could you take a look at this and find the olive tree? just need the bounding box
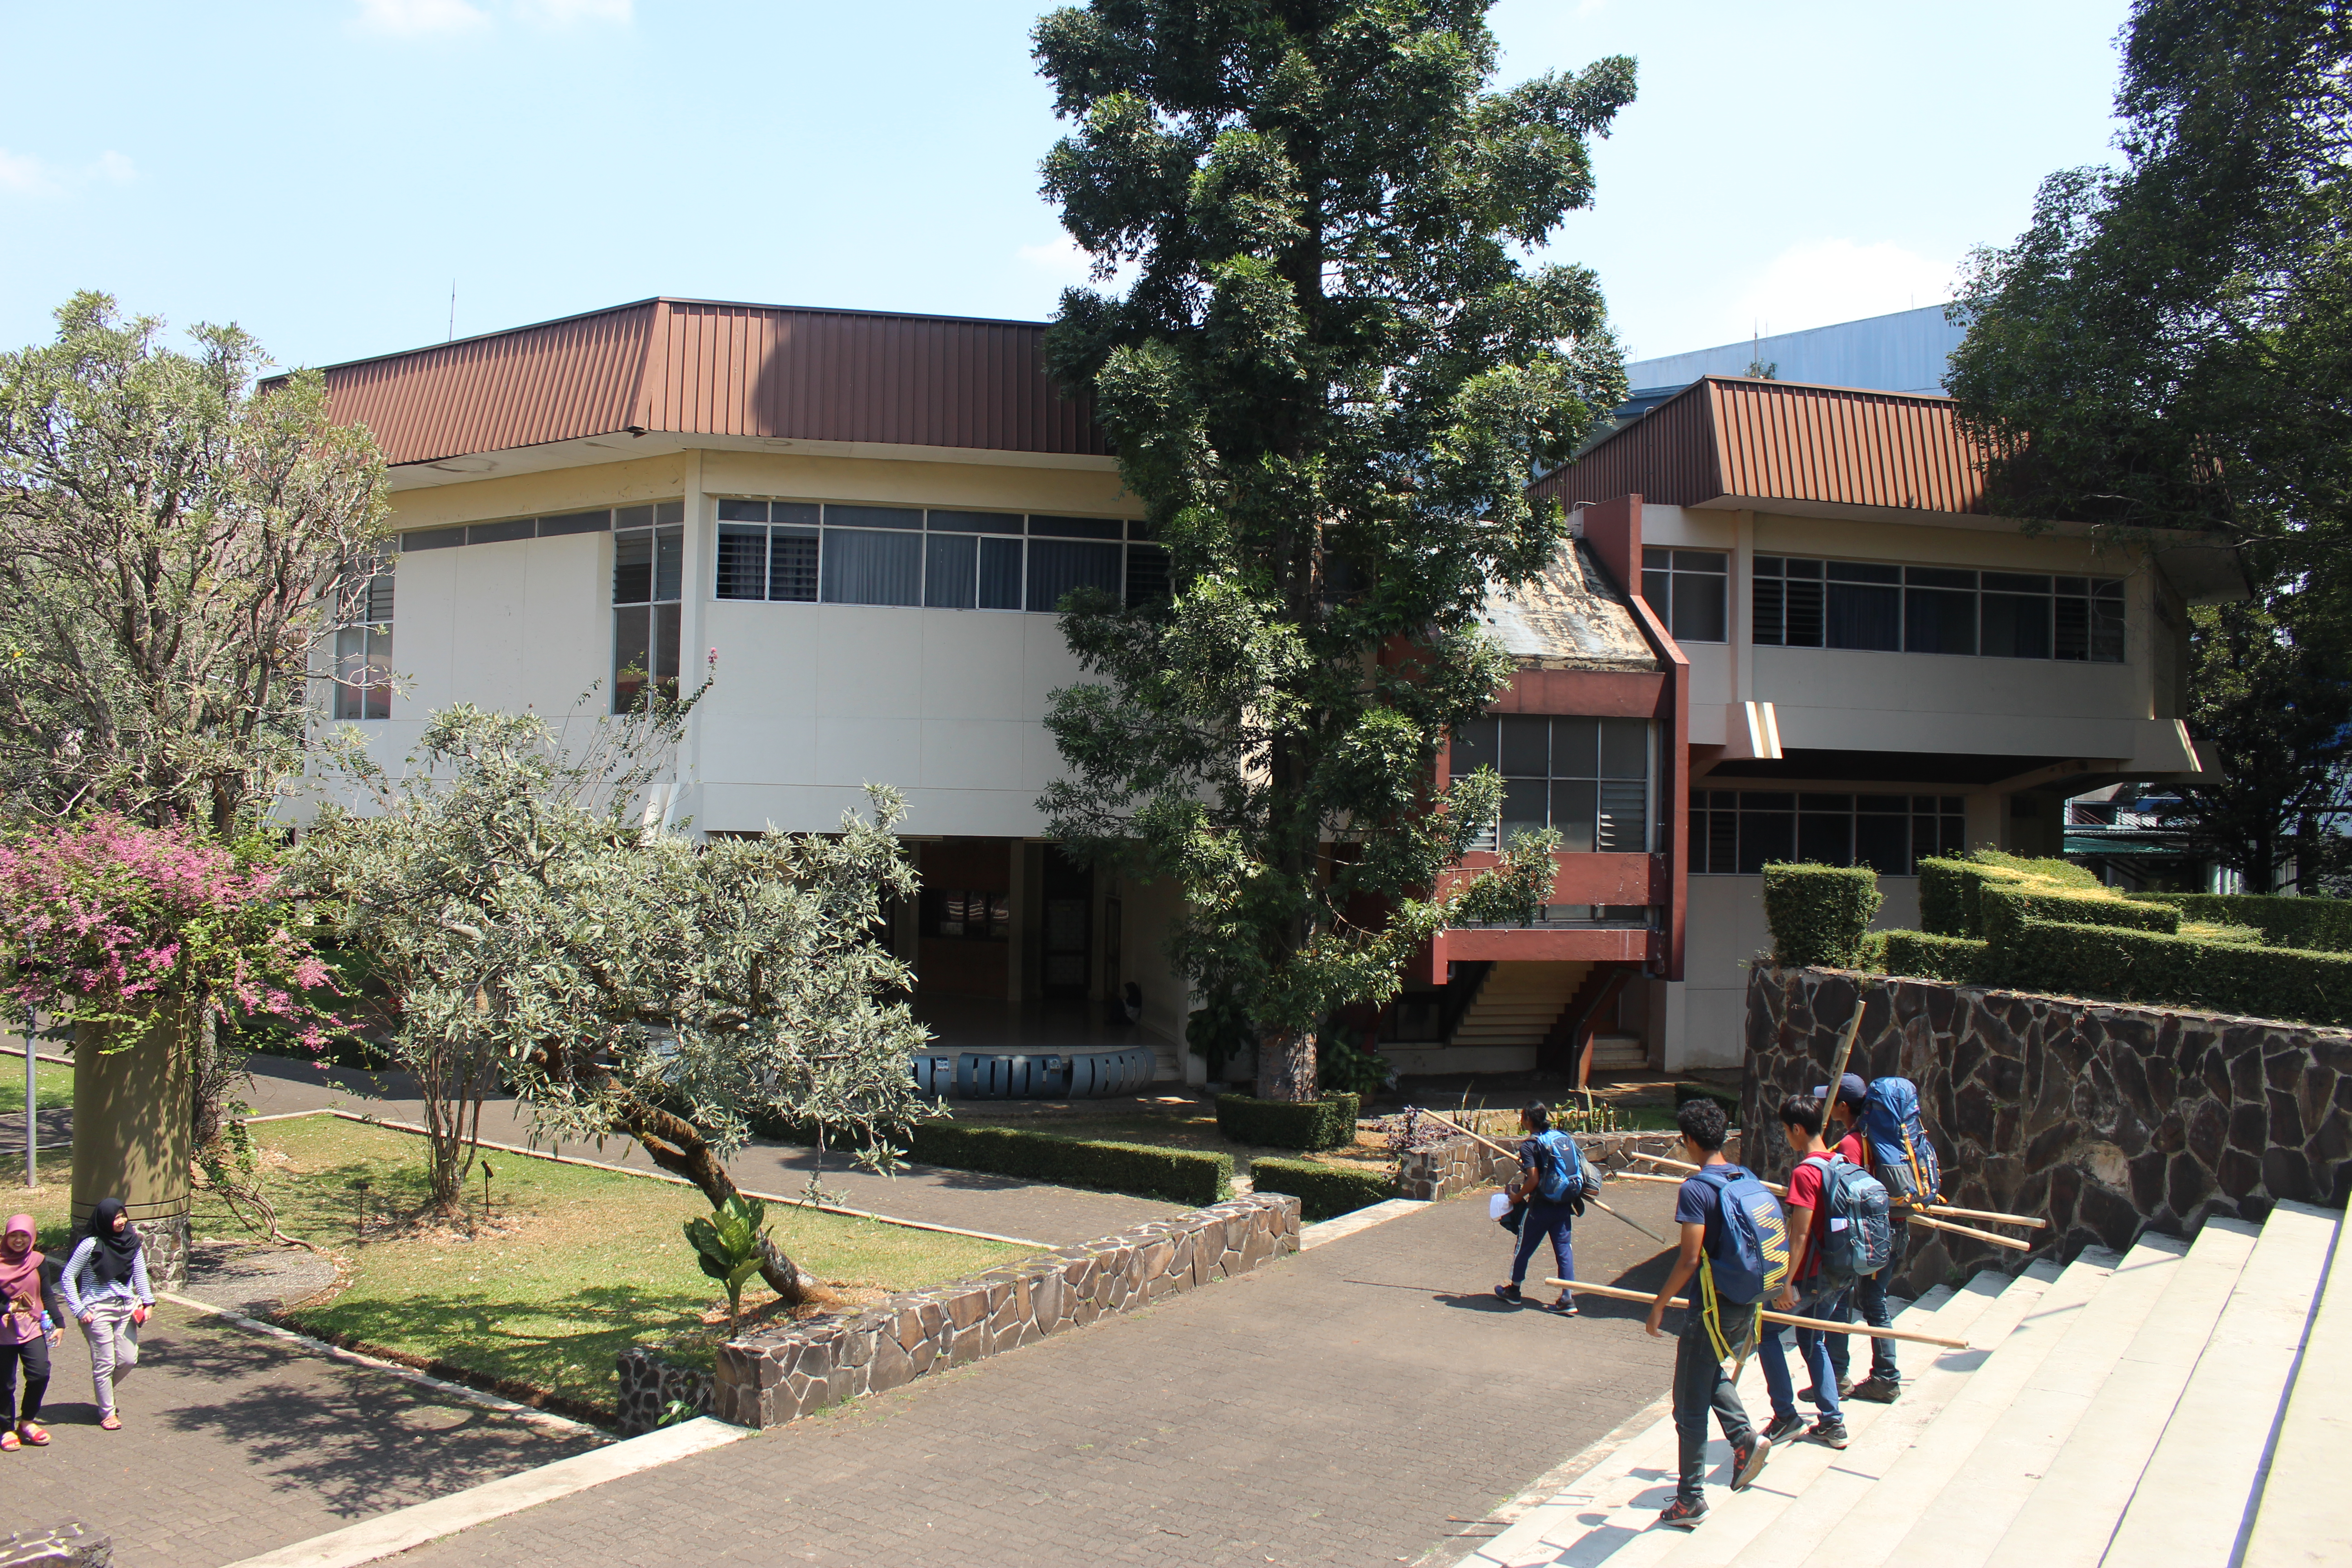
[300,698,932,1300]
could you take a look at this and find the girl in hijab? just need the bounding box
[1,1213,61,1450]
[60,1199,152,1431]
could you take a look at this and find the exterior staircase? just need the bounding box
[1453,1199,2348,1568]
[1442,960,1593,1072]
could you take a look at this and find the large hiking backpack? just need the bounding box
[1803,1152,1893,1285]
[1863,1077,1943,1208]
[1695,1165,1791,1306]
[1530,1131,1603,1212]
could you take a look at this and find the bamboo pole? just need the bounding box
[1419,1110,1668,1244]
[1632,1150,1788,1197]
[1907,1212,2033,1252]
[1923,1204,2049,1230]
[1544,1279,1973,1350]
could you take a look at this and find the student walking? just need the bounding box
[1,1213,61,1450]
[1755,1094,1851,1450]
[60,1199,152,1431]
[1644,1098,1777,1531]
[1495,1102,1582,1316]
[1820,1073,1903,1403]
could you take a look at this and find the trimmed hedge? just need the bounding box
[1879,929,1996,984]
[1249,1157,1394,1221]
[1215,1092,1361,1151]
[2132,892,2352,955]
[1761,862,1882,968]
[1980,886,2180,951]
[2004,919,2352,1028]
[1921,853,2162,940]
[904,1123,1233,1206]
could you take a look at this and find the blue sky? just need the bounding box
[0,0,2132,373]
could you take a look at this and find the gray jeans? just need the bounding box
[81,1300,141,1416]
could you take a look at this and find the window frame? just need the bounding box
[1754,554,2126,664]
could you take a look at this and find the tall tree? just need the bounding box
[299,701,933,1300]
[0,292,391,833]
[1031,1,1633,1099]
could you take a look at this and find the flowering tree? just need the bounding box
[300,700,933,1298]
[0,813,339,1148]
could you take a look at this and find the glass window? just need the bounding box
[1761,556,2121,663]
[1981,589,2052,658]
[715,525,768,600]
[1458,714,1652,853]
[1642,547,1728,642]
[717,499,768,522]
[1499,715,1550,775]
[1904,583,1978,655]
[333,566,394,721]
[925,534,978,609]
[980,536,1024,609]
[928,510,1023,534]
[1027,539,1122,612]
[1029,515,1125,540]
[614,523,682,712]
[770,529,818,602]
[824,505,921,531]
[1125,543,1171,608]
[468,517,534,545]
[539,509,612,538]
[821,529,923,607]
[1692,789,1967,875]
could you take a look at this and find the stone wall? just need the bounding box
[619,1194,1299,1436]
[612,1347,714,1441]
[1746,966,2352,1293]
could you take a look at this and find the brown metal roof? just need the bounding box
[293,298,1108,466]
[1534,377,1996,517]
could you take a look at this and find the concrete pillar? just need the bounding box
[70,1012,191,1288]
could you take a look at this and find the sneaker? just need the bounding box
[1656,1496,1707,1531]
[1548,1297,1579,1316]
[1848,1377,1900,1404]
[1799,1379,1854,1405]
[1762,1411,1807,1445]
[1729,1432,1772,1491]
[1494,1284,1524,1306]
[1806,1419,1850,1450]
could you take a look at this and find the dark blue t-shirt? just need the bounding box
[1674,1163,1749,1254]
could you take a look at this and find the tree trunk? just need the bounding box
[610,1092,813,1304]
[1257,1025,1317,1103]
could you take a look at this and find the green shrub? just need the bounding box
[1761,862,1882,968]
[1980,887,2180,955]
[904,1123,1232,1205]
[1673,1081,1741,1117]
[2004,920,2352,1028]
[1879,930,1996,984]
[1923,852,2164,941]
[2132,892,2352,954]
[2178,919,2267,947]
[1215,1092,1361,1151]
[1248,1157,1393,1220]
[1970,848,2100,887]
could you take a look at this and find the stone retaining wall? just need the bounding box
[1747,965,2352,1293]
[619,1194,1300,1435]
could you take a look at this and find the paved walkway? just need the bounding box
[371,1182,1686,1568]
[4,1301,602,1568]
[237,1055,1184,1246]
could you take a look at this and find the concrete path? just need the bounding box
[236,1055,1185,1247]
[3,1300,602,1568]
[349,1181,1686,1568]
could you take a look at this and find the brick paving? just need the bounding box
[381,1182,1685,1568]
[238,1056,1186,1246]
[3,1301,602,1567]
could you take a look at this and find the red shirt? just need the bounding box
[1833,1129,1867,1170]
[1786,1151,1851,1284]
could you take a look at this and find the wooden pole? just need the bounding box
[1924,1204,2049,1230]
[1632,1150,1787,1197]
[1907,1212,2032,1252]
[1545,1279,1973,1350]
[1823,989,1868,1104]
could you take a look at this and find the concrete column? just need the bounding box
[676,450,710,832]
[1731,509,1755,703]
[70,1012,191,1288]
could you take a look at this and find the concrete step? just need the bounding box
[1717,1261,2065,1568]
[1981,1215,2260,1568]
[2240,1205,2351,1568]
[1791,1248,2126,1568]
[1635,1278,2018,1568]
[2104,1200,2342,1568]
[1458,1276,1999,1568]
[1883,1233,2191,1568]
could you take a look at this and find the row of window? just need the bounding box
[1450,716,1656,854]
[404,500,685,553]
[713,501,1165,613]
[1639,547,2128,663]
[1692,791,1970,876]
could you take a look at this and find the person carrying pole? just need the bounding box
[1643,1098,1783,1531]
[1820,1073,1903,1404]
[1756,1094,1851,1450]
[1494,1102,1583,1316]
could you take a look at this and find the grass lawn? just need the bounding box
[3,1055,73,1112]
[22,1115,1026,1418]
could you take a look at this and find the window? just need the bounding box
[1691,791,1967,875]
[1450,715,1654,854]
[706,500,1150,612]
[926,888,1009,939]
[613,514,683,711]
[333,565,394,720]
[1755,557,2125,662]
[1642,548,1728,642]
[399,502,671,553]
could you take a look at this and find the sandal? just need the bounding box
[98,1414,120,1431]
[0,1429,17,1451]
[17,1422,48,1446]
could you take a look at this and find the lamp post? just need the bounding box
[20,1009,33,1190]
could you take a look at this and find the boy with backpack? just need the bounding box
[1496,1102,1594,1315]
[1820,1073,1927,1404]
[1643,1098,1781,1531]
[1754,1093,1875,1450]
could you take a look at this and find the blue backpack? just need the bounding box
[1862,1077,1942,1208]
[1531,1131,1603,1210]
[1695,1164,1791,1307]
[1803,1153,1893,1285]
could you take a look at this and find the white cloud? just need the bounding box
[1723,239,1959,341]
[0,148,55,196]
[353,0,491,38]
[94,151,136,184]
[513,0,631,22]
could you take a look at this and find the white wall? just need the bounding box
[1670,874,1921,1070]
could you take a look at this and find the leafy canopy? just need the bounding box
[1030,0,1635,1095]
[0,292,390,833]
